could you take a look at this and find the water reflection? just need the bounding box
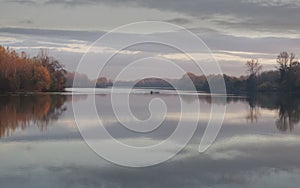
[246,93,300,131]
[0,92,300,140]
[0,94,67,138]
[276,95,300,131]
[182,93,300,131]
[0,90,300,188]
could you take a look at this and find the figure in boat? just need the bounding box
[150,91,160,94]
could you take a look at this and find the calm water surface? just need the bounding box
[0,88,300,188]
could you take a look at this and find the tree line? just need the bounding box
[176,51,300,94]
[107,51,300,94]
[65,72,113,88]
[1,45,300,94]
[0,46,66,92]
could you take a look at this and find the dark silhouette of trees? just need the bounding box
[256,71,280,91]
[245,59,262,92]
[0,46,66,92]
[276,52,300,91]
[277,52,293,81]
[246,59,262,77]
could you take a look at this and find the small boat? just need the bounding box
[150,91,160,94]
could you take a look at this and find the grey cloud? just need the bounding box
[202,34,300,54]
[44,0,99,6]
[36,0,300,37]
[243,0,300,7]
[6,0,300,37]
[18,19,33,25]
[9,0,38,6]
[0,27,103,41]
[164,18,192,25]
[2,26,299,77]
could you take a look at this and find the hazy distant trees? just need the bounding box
[96,77,112,88]
[65,72,93,88]
[63,51,300,93]
[176,72,207,90]
[135,77,173,88]
[0,46,66,92]
[65,72,113,88]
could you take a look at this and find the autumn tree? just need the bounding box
[0,46,66,92]
[34,49,66,91]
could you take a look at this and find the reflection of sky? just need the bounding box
[0,91,300,187]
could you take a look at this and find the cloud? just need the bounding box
[44,0,98,6]
[18,19,33,25]
[243,0,300,7]
[0,27,104,42]
[5,0,300,38]
[9,0,39,5]
[1,26,299,77]
[164,18,192,25]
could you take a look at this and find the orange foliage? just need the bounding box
[0,46,65,92]
[0,95,66,138]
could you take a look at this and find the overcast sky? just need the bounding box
[0,0,300,79]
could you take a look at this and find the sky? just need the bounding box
[0,0,300,80]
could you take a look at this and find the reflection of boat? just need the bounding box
[150,91,160,94]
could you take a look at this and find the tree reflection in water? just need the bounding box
[246,93,300,132]
[181,93,300,132]
[168,93,300,132]
[276,95,300,131]
[246,94,261,123]
[0,94,66,138]
[0,92,299,139]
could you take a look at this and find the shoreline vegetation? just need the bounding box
[0,46,66,92]
[67,52,300,95]
[1,46,300,94]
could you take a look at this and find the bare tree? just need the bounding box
[276,52,294,75]
[245,59,262,77]
[276,52,300,83]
